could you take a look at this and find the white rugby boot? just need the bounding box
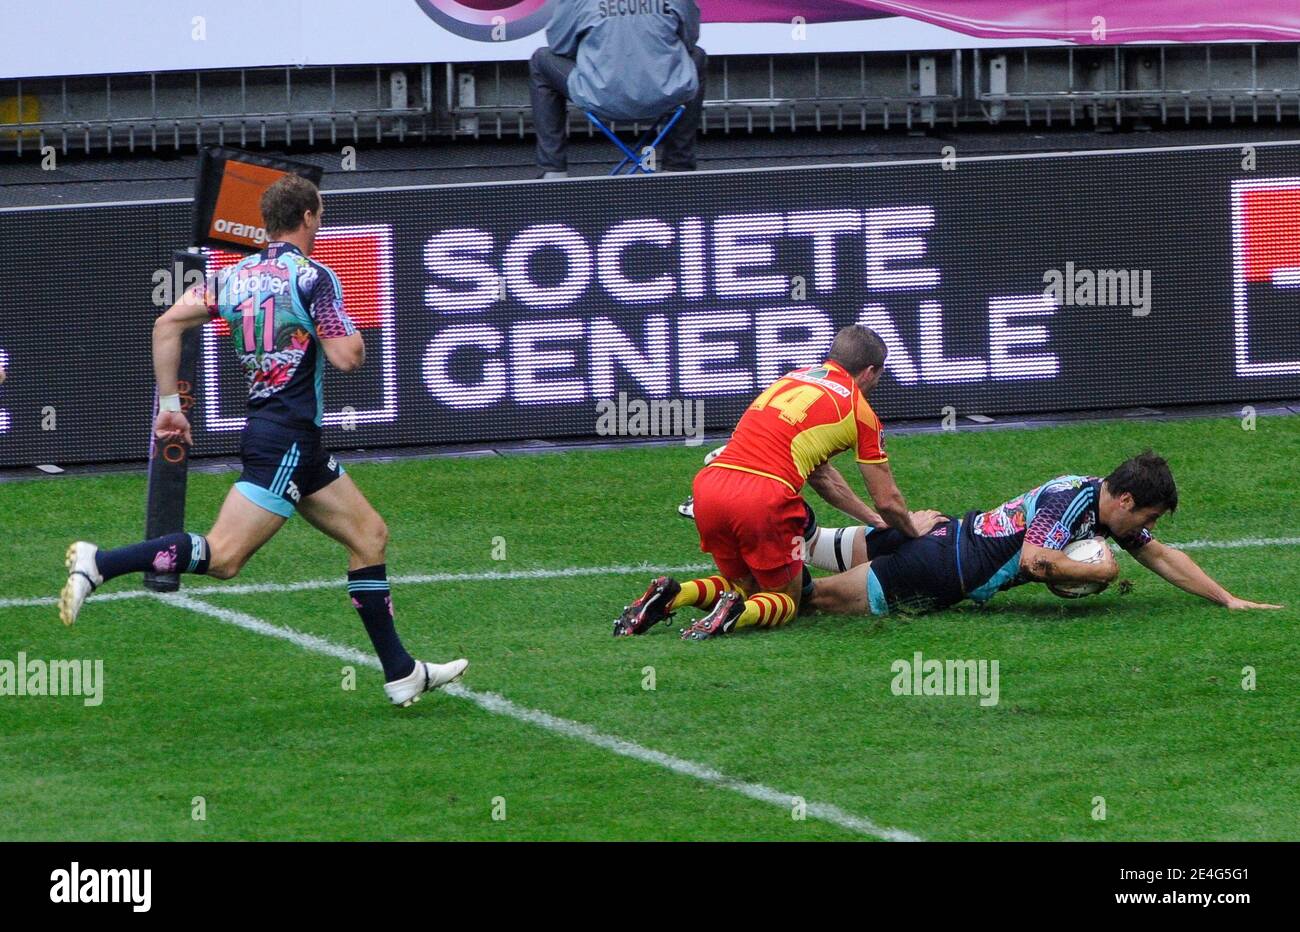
[384,658,468,707]
[59,541,103,626]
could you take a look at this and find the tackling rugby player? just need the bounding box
[59,175,468,707]
[614,324,946,640]
[807,452,1281,615]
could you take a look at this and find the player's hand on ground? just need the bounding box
[1224,597,1283,610]
[910,510,949,535]
[154,411,192,445]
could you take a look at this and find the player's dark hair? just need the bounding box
[261,174,321,237]
[828,325,888,375]
[1105,451,1179,513]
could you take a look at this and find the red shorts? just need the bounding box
[692,465,806,589]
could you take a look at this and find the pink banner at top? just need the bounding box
[700,1,1300,43]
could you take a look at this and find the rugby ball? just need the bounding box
[1047,538,1111,599]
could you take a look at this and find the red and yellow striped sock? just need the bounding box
[670,575,734,611]
[733,592,798,631]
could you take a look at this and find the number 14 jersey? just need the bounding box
[709,360,887,494]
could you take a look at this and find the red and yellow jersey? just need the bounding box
[710,361,886,493]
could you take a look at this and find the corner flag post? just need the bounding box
[142,248,204,593]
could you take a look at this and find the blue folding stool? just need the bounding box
[583,104,687,176]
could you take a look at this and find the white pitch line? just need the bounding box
[159,591,916,841]
[1169,536,1300,551]
[5,536,1300,610]
[0,588,165,610]
[0,561,713,609]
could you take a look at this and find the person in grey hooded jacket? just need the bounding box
[529,0,707,177]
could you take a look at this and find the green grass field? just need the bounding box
[1,415,1297,841]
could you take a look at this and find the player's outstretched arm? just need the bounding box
[151,286,212,444]
[1133,540,1282,609]
[807,462,885,527]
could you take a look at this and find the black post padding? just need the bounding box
[142,249,205,592]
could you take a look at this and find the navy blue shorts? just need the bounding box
[864,518,965,616]
[235,418,344,517]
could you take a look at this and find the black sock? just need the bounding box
[347,564,415,682]
[95,532,210,583]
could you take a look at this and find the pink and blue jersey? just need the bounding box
[205,241,355,429]
[959,475,1153,603]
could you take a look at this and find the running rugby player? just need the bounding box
[614,324,946,640]
[808,452,1281,616]
[59,175,467,707]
